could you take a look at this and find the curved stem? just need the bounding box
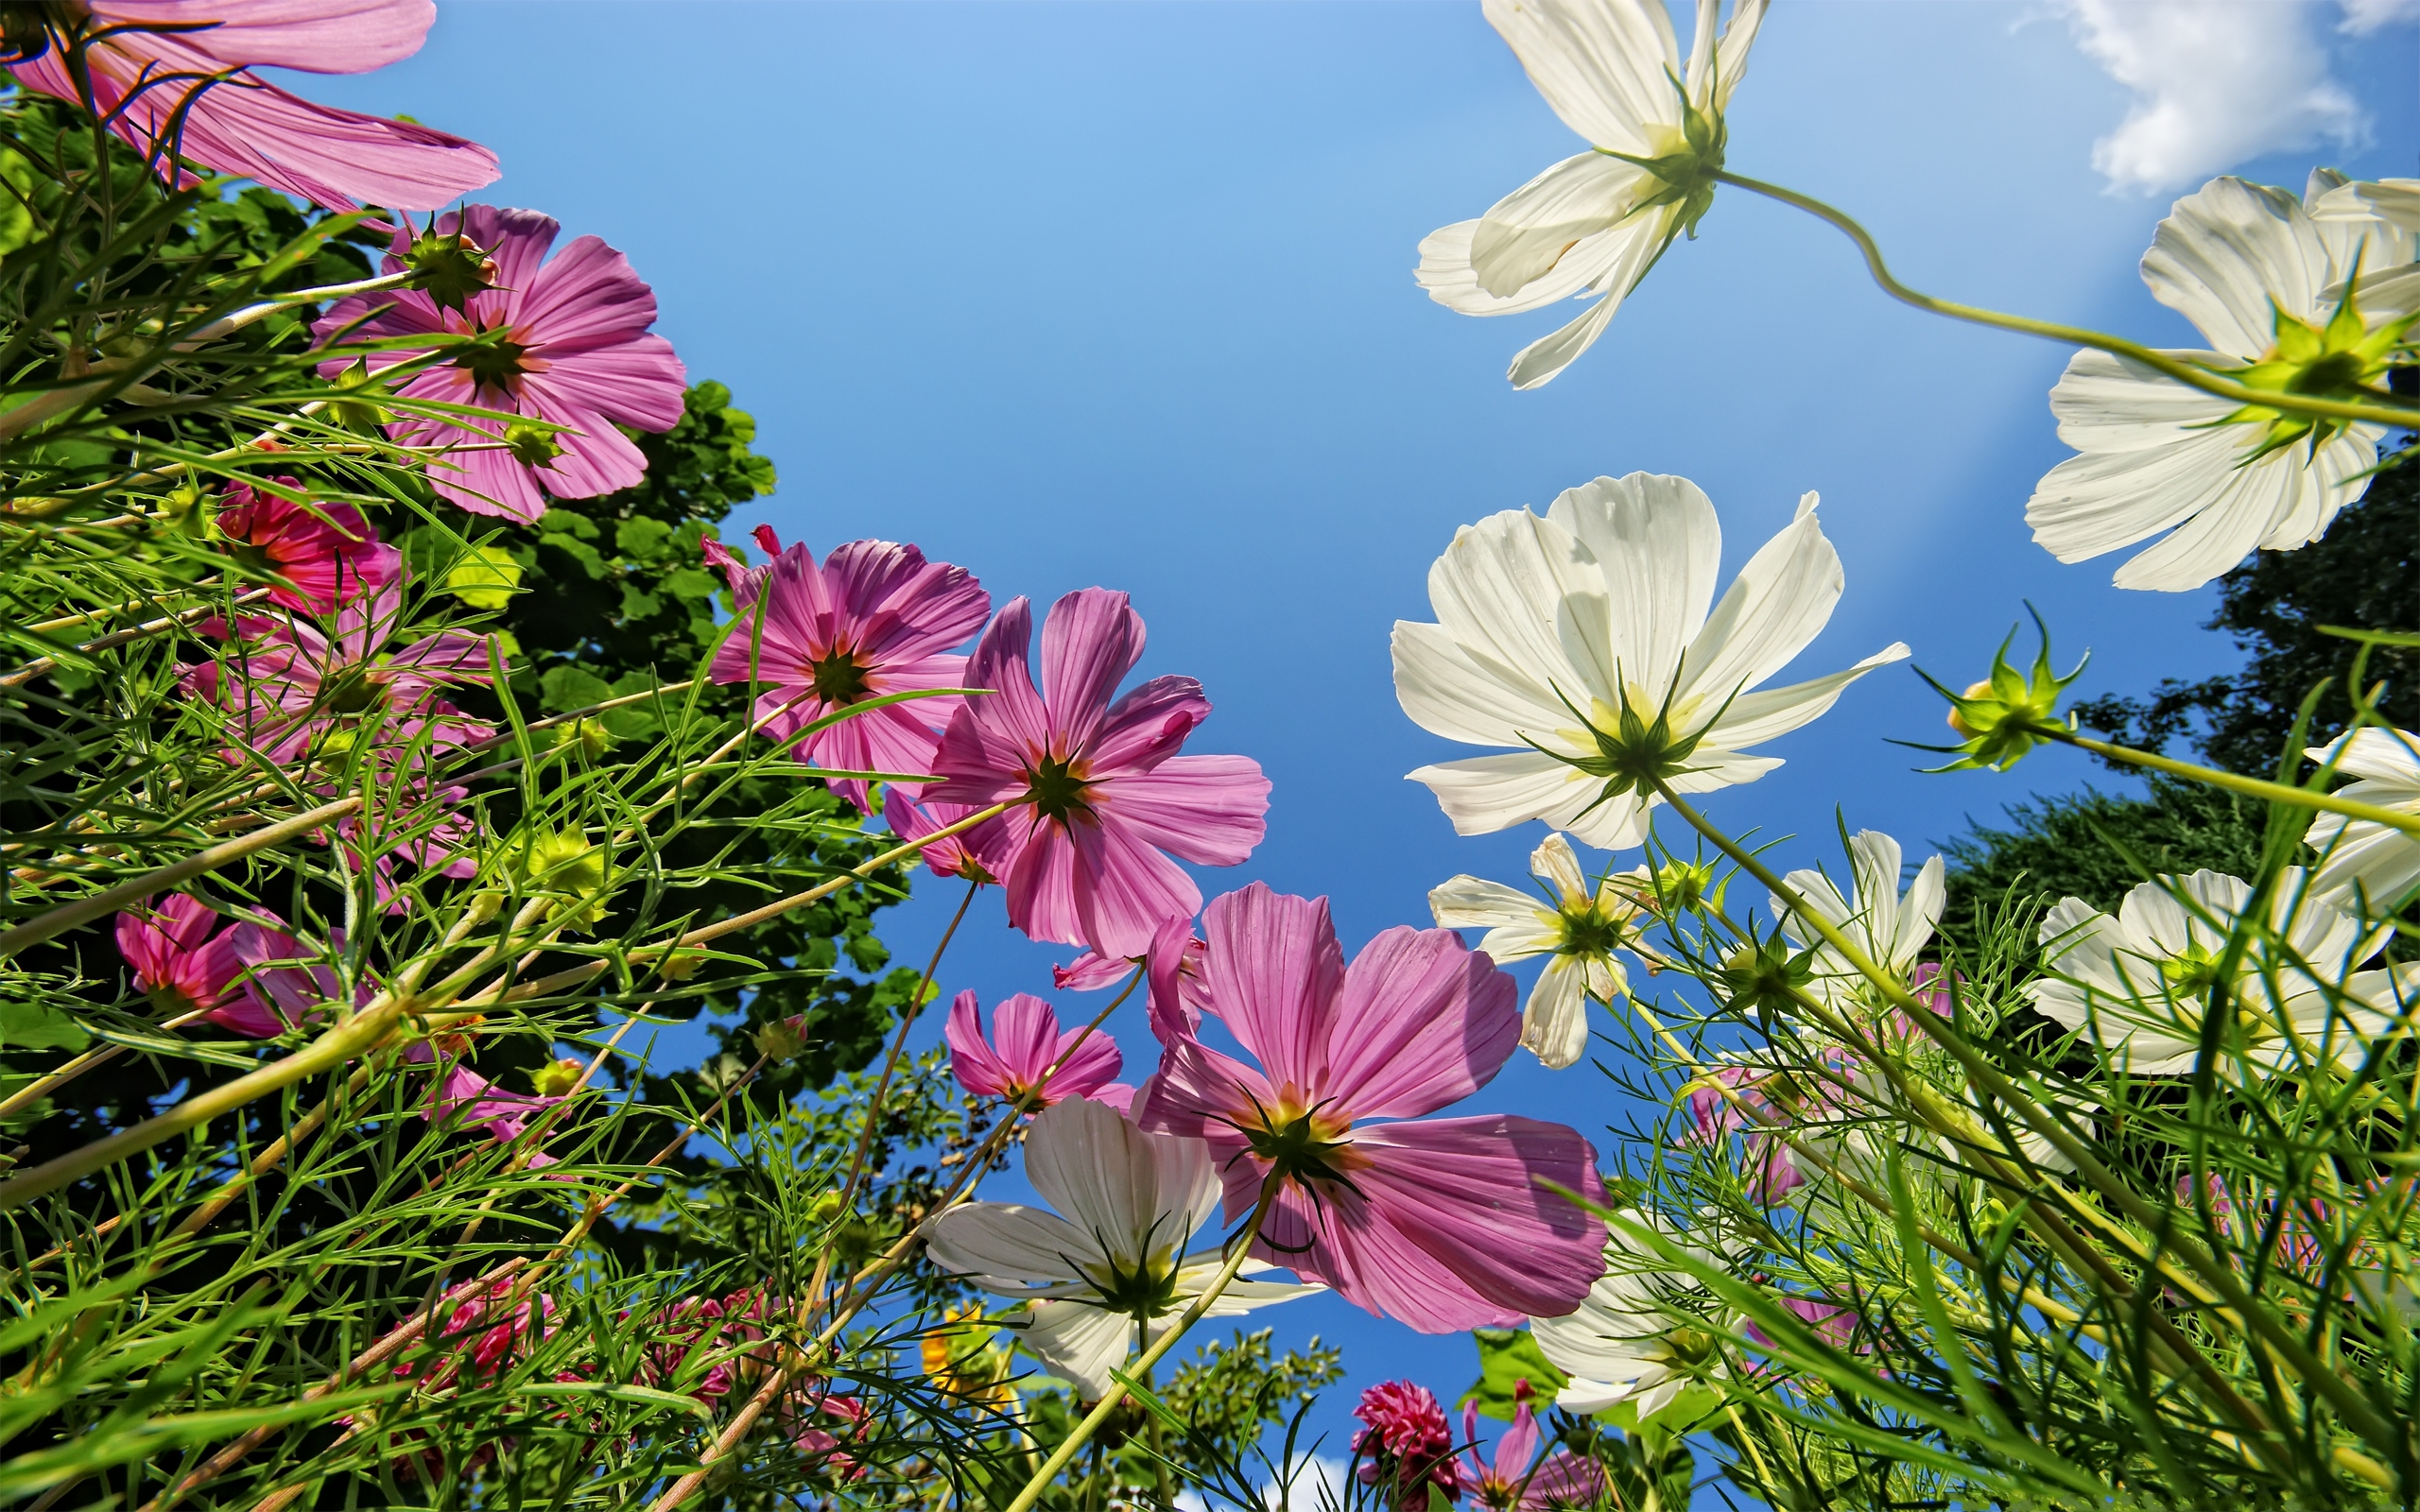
[1714,169,2420,431]
[2043,726,2420,835]
[998,1172,1286,1512]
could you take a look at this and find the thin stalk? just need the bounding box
[1648,776,2401,1469]
[0,794,361,961]
[0,586,271,689]
[996,1172,1286,1512]
[2044,726,2420,835]
[1713,170,2420,431]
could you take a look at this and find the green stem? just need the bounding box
[2044,726,2420,836]
[1713,169,2420,432]
[1648,776,2406,1469]
[998,1173,1285,1512]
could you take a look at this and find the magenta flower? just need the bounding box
[1684,1065,1808,1205]
[314,206,686,523]
[707,529,990,816]
[116,895,246,1019]
[228,923,369,1037]
[1135,883,1604,1332]
[883,789,1013,885]
[1352,1381,1462,1509]
[216,476,398,612]
[426,1065,563,1169]
[926,589,1270,958]
[5,1,498,213]
[1461,1384,1604,1512]
[942,990,1128,1112]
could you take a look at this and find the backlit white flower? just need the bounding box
[1416,0,1768,389]
[1770,830,1945,1012]
[2313,177,2420,234]
[1530,1216,1730,1420]
[2026,172,2417,593]
[1393,472,1909,852]
[2030,868,2417,1076]
[2304,727,2420,908]
[923,1098,1320,1398]
[1430,832,1648,1070]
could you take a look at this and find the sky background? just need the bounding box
[312,1,2418,1497]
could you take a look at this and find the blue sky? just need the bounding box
[313,0,2417,1490]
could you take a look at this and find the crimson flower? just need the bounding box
[315,205,686,523]
[215,475,396,612]
[1353,1381,1463,1509]
[926,589,1269,958]
[707,528,990,816]
[4,0,497,213]
[1136,883,1604,1332]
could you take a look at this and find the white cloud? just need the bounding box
[1177,1454,1353,1512]
[2340,0,2420,32]
[2058,1,2366,193]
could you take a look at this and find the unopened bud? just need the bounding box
[406,229,499,313]
[324,358,391,431]
[504,422,564,468]
[752,1013,809,1062]
[548,716,614,761]
[530,1057,584,1098]
[1921,610,2089,774]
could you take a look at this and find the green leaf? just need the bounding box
[1461,1327,1565,1422]
[541,664,615,715]
[443,543,522,608]
[0,1001,89,1052]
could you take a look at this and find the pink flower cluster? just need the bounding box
[1353,1381,1463,1510]
[115,893,361,1039]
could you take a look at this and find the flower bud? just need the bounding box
[406,228,499,314]
[529,1057,584,1098]
[752,1014,809,1062]
[324,358,391,431]
[1919,610,2088,773]
[504,422,564,468]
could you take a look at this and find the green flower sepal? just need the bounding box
[2203,264,2420,463]
[1596,69,1728,244]
[1903,609,2087,773]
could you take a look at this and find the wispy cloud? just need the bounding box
[2058,1,2371,193]
[1177,1455,1353,1512]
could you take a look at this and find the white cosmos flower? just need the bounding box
[923,1098,1320,1399]
[2029,868,2419,1077]
[1416,0,1768,389]
[1429,832,1648,1070]
[1770,829,1945,1012]
[1530,1216,1730,1420]
[1393,472,1910,852]
[2025,171,2418,593]
[2304,727,2420,909]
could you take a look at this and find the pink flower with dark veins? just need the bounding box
[1136,882,1605,1332]
[1461,1383,1604,1511]
[4,1,498,213]
[942,990,1129,1113]
[706,529,990,816]
[215,476,398,612]
[116,894,247,1020]
[925,589,1270,958]
[883,788,1013,885]
[314,205,686,522]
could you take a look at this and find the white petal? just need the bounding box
[1700,643,1910,752]
[1709,0,1769,110]
[1024,1098,1217,1271]
[1480,0,1682,152]
[1409,750,1602,837]
[1899,854,1946,966]
[1424,507,1614,717]
[2308,728,2420,785]
[925,1202,1099,1286]
[2311,177,2420,234]
[1392,619,1572,749]
[1530,832,1591,902]
[1417,217,1630,316]
[1546,472,1723,699]
[1429,873,1548,934]
[1504,217,1670,389]
[1471,152,1654,299]
[1017,1300,1133,1400]
[1523,955,1594,1069]
[2143,177,2332,357]
[1671,504,1843,715]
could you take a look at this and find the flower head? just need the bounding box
[425,1064,564,1169]
[885,788,1014,884]
[314,206,687,523]
[1136,882,1605,1332]
[1769,829,1945,1014]
[1394,474,1907,850]
[2026,172,2417,592]
[114,895,341,1039]
[1923,613,2089,773]
[214,477,398,612]
[1417,0,1769,387]
[1429,832,1647,1069]
[1353,1380,1463,1509]
[1531,1217,1732,1420]
[2303,727,2420,909]
[923,1097,1319,1399]
[707,531,990,816]
[1460,1383,1604,1512]
[942,990,1129,1113]
[4,1,498,213]
[926,589,1270,958]
[2031,868,2418,1075]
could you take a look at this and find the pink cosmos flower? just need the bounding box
[707,529,990,816]
[426,1065,563,1168]
[1353,1381,1462,1509]
[1461,1383,1604,1512]
[942,990,1130,1112]
[883,788,1013,884]
[186,577,492,765]
[4,1,497,213]
[1746,1294,1862,1354]
[925,589,1270,959]
[114,895,341,1038]
[216,476,398,612]
[1135,883,1604,1332]
[314,205,686,523]
[1685,1065,1807,1205]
